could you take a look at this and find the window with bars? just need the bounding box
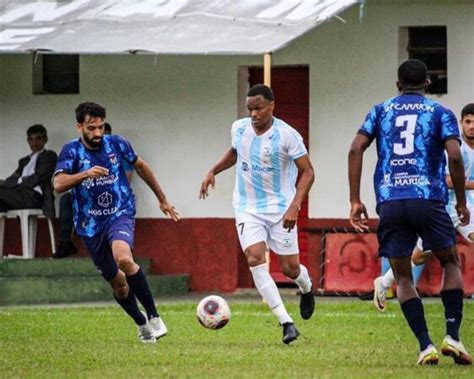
[406,26,447,95]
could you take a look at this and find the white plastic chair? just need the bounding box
[0,209,56,259]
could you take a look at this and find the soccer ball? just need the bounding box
[196,295,231,330]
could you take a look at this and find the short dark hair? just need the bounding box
[104,122,112,134]
[27,124,47,138]
[247,84,274,101]
[461,103,474,119]
[75,101,106,123]
[398,59,428,87]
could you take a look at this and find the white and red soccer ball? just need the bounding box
[196,295,231,330]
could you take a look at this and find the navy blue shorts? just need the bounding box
[376,199,456,258]
[82,215,135,281]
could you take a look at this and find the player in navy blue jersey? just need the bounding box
[348,60,471,365]
[54,101,180,343]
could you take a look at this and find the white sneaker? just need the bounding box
[441,335,472,365]
[373,276,387,312]
[149,316,168,339]
[417,344,439,365]
[137,311,156,343]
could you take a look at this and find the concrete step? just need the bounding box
[0,258,151,277]
[0,274,189,305]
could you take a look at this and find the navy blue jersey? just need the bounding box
[358,93,460,204]
[55,135,138,237]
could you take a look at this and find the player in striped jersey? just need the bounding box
[199,84,315,344]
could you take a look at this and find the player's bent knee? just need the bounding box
[281,264,299,279]
[247,255,266,268]
[117,257,137,273]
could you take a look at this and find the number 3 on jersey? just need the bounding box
[394,115,418,156]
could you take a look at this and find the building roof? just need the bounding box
[0,0,358,55]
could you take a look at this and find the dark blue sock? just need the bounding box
[441,288,463,341]
[114,290,146,325]
[400,297,432,351]
[127,268,159,319]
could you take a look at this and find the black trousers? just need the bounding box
[58,192,74,242]
[0,186,42,212]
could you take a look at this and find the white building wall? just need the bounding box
[0,0,472,219]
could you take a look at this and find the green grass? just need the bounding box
[1,299,473,378]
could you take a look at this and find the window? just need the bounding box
[33,54,79,94]
[406,26,447,95]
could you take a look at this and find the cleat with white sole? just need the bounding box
[149,316,168,340]
[441,335,472,365]
[137,311,156,344]
[417,345,439,365]
[373,276,387,312]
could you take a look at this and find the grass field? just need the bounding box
[1,297,473,378]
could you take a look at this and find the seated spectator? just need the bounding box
[53,122,133,258]
[0,124,57,217]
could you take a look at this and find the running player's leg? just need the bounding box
[268,220,314,320]
[433,246,472,365]
[377,200,437,364]
[82,233,153,342]
[374,240,425,312]
[390,256,437,364]
[109,216,167,339]
[109,217,159,317]
[237,215,296,343]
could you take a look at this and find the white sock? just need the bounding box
[293,264,312,294]
[381,269,395,289]
[250,263,293,324]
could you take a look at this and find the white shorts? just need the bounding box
[235,212,299,255]
[448,204,474,242]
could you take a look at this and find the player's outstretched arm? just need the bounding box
[348,134,371,232]
[445,139,470,226]
[282,155,314,231]
[199,148,237,199]
[134,156,180,221]
[53,166,109,193]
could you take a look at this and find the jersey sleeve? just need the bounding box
[286,129,308,160]
[113,135,138,165]
[54,144,76,176]
[439,108,461,143]
[122,159,134,173]
[358,105,378,141]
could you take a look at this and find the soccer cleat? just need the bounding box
[281,322,300,344]
[299,287,315,320]
[137,312,156,343]
[373,276,387,312]
[417,345,439,365]
[441,335,472,365]
[149,316,168,340]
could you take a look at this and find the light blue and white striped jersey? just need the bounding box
[446,139,474,220]
[231,117,307,215]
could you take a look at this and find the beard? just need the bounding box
[83,133,103,148]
